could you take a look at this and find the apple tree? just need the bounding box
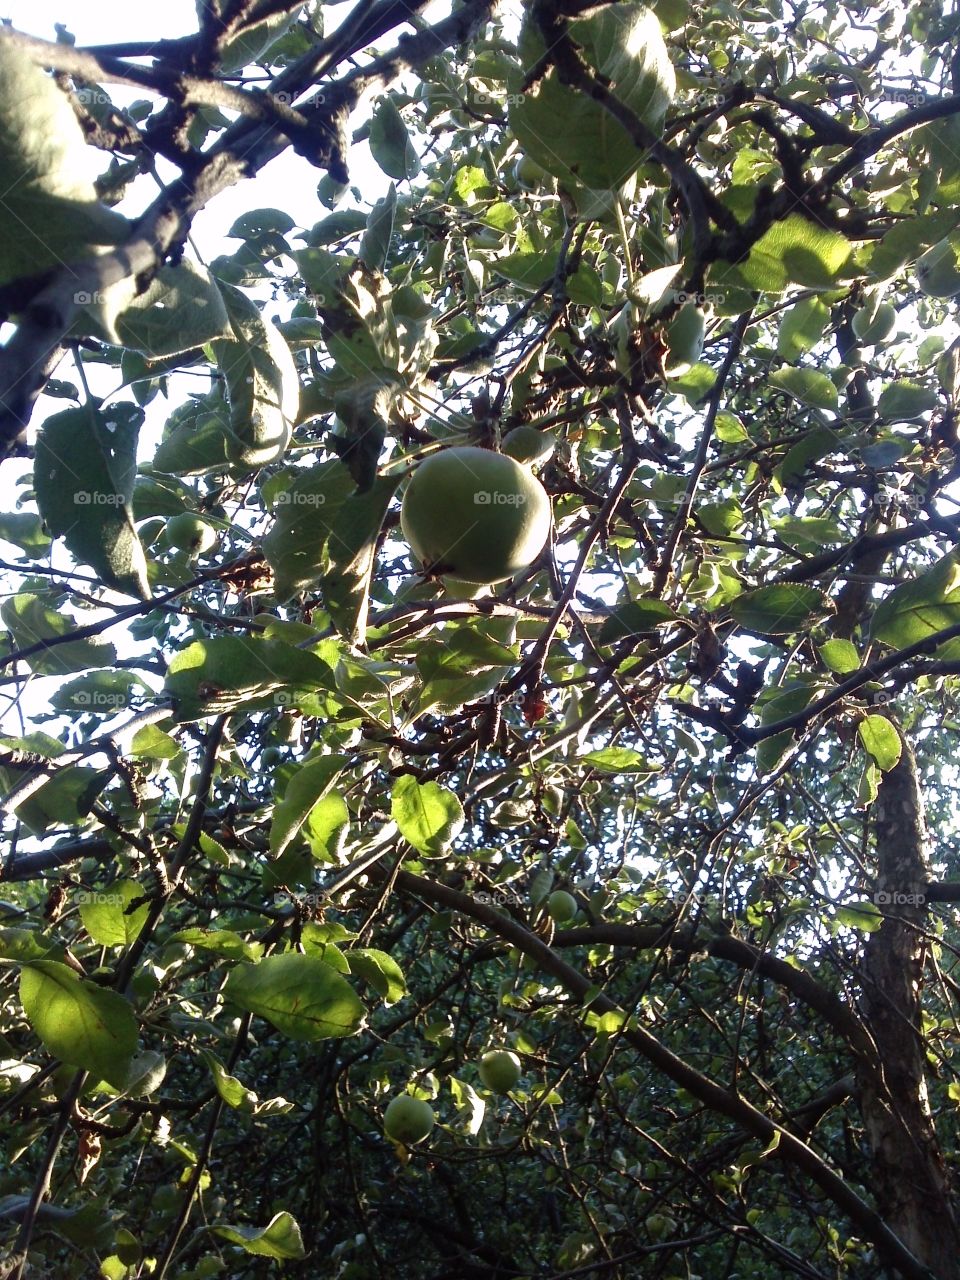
[2,0,960,1276]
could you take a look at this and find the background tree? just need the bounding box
[2,0,960,1277]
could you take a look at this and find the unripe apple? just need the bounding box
[478,1048,522,1093]
[383,1093,435,1145]
[546,889,577,922]
[852,299,896,345]
[512,155,556,192]
[400,446,551,584]
[165,513,218,556]
[502,424,556,466]
[916,238,960,298]
[663,304,706,377]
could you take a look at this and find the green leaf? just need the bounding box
[0,927,63,964]
[129,723,182,760]
[730,214,853,292]
[203,1051,258,1112]
[34,404,150,598]
[270,754,347,858]
[777,426,841,487]
[714,411,749,443]
[870,551,960,648]
[415,625,518,714]
[229,208,296,239]
[392,775,465,855]
[876,381,938,423]
[819,639,860,674]
[768,367,838,412]
[347,948,407,1006]
[582,748,658,774]
[19,961,137,1087]
[754,682,815,775]
[509,4,674,191]
[776,296,829,360]
[88,259,231,357]
[172,929,262,962]
[730,585,830,635]
[214,1212,306,1261]
[0,594,115,675]
[858,715,902,771]
[303,792,350,863]
[78,880,150,947]
[834,900,883,932]
[599,598,678,643]
[164,636,335,720]
[369,96,420,181]
[0,511,52,558]
[360,184,397,273]
[224,952,365,1041]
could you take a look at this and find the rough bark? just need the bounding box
[857,727,960,1277]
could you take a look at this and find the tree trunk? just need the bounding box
[857,728,960,1277]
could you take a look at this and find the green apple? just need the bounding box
[400,446,551,584]
[501,424,556,466]
[916,238,960,298]
[383,1094,435,1145]
[546,889,577,922]
[478,1048,522,1093]
[512,155,556,192]
[852,299,896,345]
[663,304,706,377]
[165,513,218,556]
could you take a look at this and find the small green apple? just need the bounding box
[916,238,960,298]
[478,1048,522,1093]
[165,513,218,556]
[547,889,577,923]
[383,1093,435,1145]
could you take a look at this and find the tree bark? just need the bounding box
[857,727,960,1277]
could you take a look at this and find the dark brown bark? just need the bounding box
[857,727,960,1277]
